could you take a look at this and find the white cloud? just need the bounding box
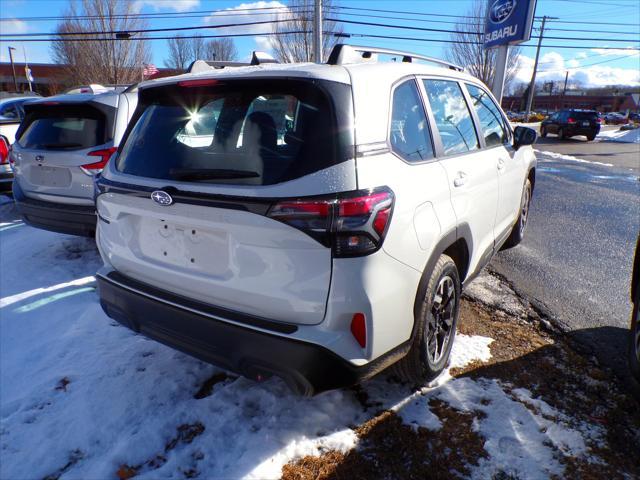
[133,0,200,13]
[0,18,28,34]
[590,47,640,57]
[514,51,640,88]
[202,1,289,55]
[203,1,289,36]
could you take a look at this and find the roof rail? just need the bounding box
[326,44,463,71]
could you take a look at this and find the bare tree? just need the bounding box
[446,0,521,91]
[269,0,342,63]
[205,38,238,61]
[165,35,192,70]
[51,0,151,85]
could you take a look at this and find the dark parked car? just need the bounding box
[630,236,640,400]
[540,109,601,141]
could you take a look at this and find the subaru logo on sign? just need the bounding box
[151,190,173,206]
[489,0,516,24]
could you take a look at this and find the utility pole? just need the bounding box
[524,16,556,121]
[313,0,323,63]
[23,45,32,92]
[561,70,568,110]
[8,46,18,92]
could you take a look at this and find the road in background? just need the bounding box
[491,136,639,373]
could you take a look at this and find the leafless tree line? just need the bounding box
[165,37,238,70]
[51,0,150,85]
[269,0,342,63]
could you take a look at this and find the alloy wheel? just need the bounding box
[519,185,531,236]
[427,275,457,364]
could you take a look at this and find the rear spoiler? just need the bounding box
[188,51,279,73]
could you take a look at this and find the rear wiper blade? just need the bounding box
[169,168,260,180]
[39,143,83,149]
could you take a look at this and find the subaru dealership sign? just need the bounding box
[484,0,537,48]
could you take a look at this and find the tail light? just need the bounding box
[597,117,603,123]
[0,137,8,165]
[80,147,117,175]
[567,117,576,124]
[268,187,394,257]
[351,313,367,348]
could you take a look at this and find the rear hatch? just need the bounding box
[14,100,117,204]
[98,77,359,325]
[570,111,599,129]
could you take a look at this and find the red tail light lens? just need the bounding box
[597,117,603,123]
[351,313,367,348]
[81,147,117,175]
[268,188,394,257]
[567,117,576,124]
[0,137,9,165]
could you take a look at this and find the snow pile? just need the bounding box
[534,149,614,167]
[0,226,361,480]
[596,127,640,144]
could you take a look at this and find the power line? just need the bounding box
[0,18,294,38]
[326,17,640,44]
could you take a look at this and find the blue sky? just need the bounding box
[1,0,639,88]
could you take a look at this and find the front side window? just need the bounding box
[423,79,479,156]
[466,84,509,147]
[389,80,434,162]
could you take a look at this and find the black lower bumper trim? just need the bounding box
[97,272,405,395]
[13,180,96,237]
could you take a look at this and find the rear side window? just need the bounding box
[423,79,479,156]
[18,105,109,150]
[117,79,347,186]
[389,80,434,162]
[465,84,509,147]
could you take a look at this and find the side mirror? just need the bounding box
[513,126,536,150]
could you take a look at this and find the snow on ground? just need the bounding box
[534,149,614,167]
[596,127,640,144]
[0,224,598,479]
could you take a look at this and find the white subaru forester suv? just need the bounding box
[95,45,537,395]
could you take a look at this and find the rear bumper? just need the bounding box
[13,180,96,237]
[566,126,599,137]
[97,271,390,395]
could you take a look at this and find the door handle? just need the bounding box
[453,171,467,187]
[497,158,506,171]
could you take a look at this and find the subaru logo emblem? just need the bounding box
[36,155,45,163]
[489,0,516,24]
[151,190,173,206]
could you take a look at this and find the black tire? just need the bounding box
[501,178,532,250]
[558,127,566,140]
[540,126,547,138]
[587,134,596,141]
[395,254,461,384]
[629,294,640,401]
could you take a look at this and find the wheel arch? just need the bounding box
[410,226,472,340]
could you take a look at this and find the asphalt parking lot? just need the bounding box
[491,127,639,376]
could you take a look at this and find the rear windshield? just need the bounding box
[570,111,598,120]
[18,105,110,150]
[116,79,348,186]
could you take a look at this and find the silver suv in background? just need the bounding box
[12,86,137,236]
